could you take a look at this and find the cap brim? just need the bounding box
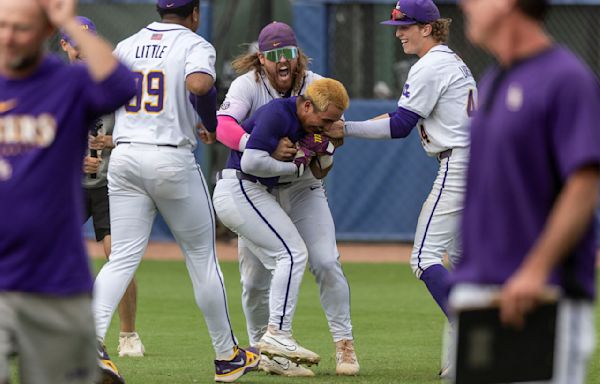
[380,19,418,26]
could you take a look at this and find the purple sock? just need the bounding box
[420,264,450,318]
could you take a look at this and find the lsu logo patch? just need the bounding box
[402,84,411,98]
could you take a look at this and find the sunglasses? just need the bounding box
[390,8,420,23]
[263,47,299,62]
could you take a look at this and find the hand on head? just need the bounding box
[38,0,76,29]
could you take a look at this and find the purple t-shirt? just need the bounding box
[451,47,600,299]
[226,97,305,187]
[0,55,135,295]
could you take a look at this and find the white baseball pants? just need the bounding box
[236,177,353,345]
[411,147,469,277]
[213,171,308,334]
[93,143,237,357]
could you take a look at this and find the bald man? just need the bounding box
[0,0,135,383]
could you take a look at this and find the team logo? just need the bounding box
[506,83,523,112]
[402,83,411,98]
[221,101,230,110]
[0,99,17,114]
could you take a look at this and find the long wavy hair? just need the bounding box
[231,48,311,94]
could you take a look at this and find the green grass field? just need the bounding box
[11,259,600,383]
[91,259,600,384]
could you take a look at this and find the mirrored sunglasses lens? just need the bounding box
[265,48,298,62]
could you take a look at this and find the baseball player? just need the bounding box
[216,22,359,376]
[325,0,475,324]
[60,16,145,359]
[213,78,349,373]
[0,0,136,383]
[91,1,259,382]
[448,0,600,383]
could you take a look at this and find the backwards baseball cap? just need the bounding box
[258,22,297,52]
[156,0,195,9]
[381,0,440,26]
[60,16,97,47]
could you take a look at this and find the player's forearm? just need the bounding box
[189,86,217,132]
[519,165,600,278]
[344,119,392,139]
[61,18,117,81]
[241,149,297,177]
[216,115,249,151]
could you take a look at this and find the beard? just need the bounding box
[7,51,42,72]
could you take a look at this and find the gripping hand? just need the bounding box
[299,133,335,155]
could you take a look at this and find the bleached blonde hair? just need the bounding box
[303,78,350,112]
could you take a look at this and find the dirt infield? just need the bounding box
[87,240,413,263]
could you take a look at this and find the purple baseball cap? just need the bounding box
[381,0,440,26]
[258,22,297,52]
[157,0,195,9]
[60,16,97,46]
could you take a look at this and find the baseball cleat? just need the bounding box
[118,332,145,357]
[257,327,320,366]
[335,339,359,376]
[97,341,125,384]
[259,355,315,377]
[214,346,260,383]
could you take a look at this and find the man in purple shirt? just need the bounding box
[449,0,600,382]
[0,0,135,383]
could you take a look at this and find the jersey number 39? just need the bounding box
[126,71,165,114]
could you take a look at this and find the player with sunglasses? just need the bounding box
[215,22,359,377]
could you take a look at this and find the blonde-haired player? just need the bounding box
[214,78,351,371]
[217,22,359,378]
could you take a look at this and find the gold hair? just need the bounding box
[304,78,350,112]
[230,49,311,94]
[429,18,452,44]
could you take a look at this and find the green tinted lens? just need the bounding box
[264,47,298,62]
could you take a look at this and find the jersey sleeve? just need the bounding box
[80,62,137,119]
[185,36,216,80]
[217,74,255,122]
[551,68,600,179]
[398,62,445,118]
[246,108,289,154]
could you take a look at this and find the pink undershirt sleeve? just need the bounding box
[217,115,248,151]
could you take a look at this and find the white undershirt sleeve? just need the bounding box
[241,148,298,177]
[344,118,392,139]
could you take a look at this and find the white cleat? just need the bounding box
[259,355,315,377]
[257,327,320,366]
[335,339,359,376]
[118,332,145,357]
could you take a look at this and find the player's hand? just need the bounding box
[89,134,106,150]
[198,123,216,144]
[300,133,335,155]
[83,156,101,174]
[323,120,345,139]
[293,148,312,177]
[273,137,297,161]
[330,137,344,148]
[499,263,548,329]
[39,0,77,28]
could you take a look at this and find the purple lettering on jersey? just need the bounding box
[403,83,411,98]
[451,47,600,299]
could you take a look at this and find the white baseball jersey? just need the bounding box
[399,45,476,156]
[113,22,216,149]
[217,69,322,122]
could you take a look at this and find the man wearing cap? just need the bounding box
[60,15,145,360]
[215,21,359,377]
[325,0,475,368]
[91,1,259,382]
[0,0,136,383]
[446,0,600,382]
